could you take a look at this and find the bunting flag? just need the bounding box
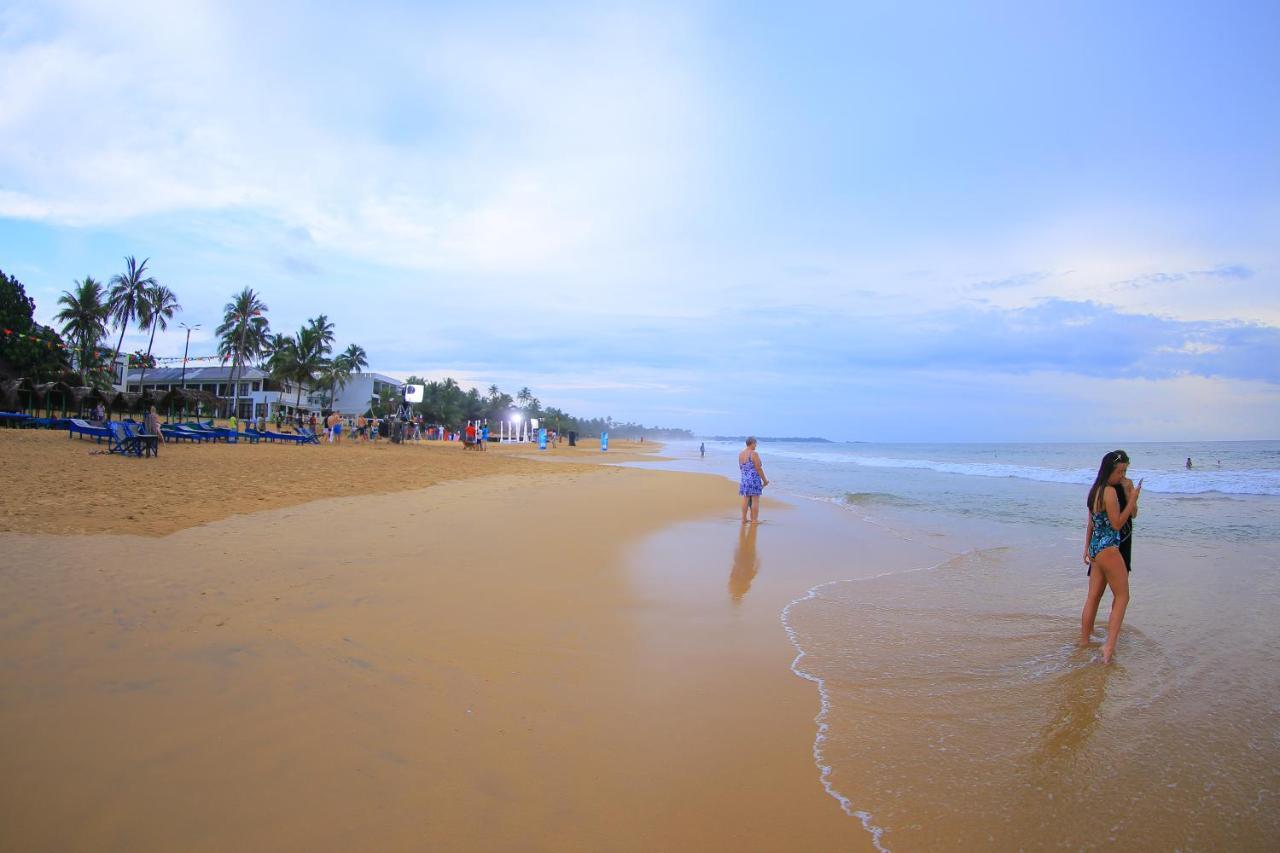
[1,330,229,364]
[2,328,68,349]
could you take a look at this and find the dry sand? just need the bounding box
[0,429,649,537]
[0,428,894,850]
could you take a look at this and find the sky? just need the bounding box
[1,0,1278,441]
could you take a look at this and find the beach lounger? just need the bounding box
[297,427,321,445]
[108,422,151,457]
[123,421,161,457]
[261,429,308,444]
[0,412,33,428]
[67,418,111,443]
[161,425,206,443]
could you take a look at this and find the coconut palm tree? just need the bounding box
[54,276,109,385]
[215,288,269,418]
[308,314,336,360]
[107,256,157,384]
[136,284,181,388]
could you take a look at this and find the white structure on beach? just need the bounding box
[126,365,313,420]
[127,366,404,419]
[307,372,403,416]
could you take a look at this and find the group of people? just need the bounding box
[736,438,1143,664]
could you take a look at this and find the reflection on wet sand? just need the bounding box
[1029,651,1109,784]
[729,523,760,602]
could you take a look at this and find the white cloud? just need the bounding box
[0,1,712,282]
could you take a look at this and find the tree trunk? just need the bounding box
[139,323,157,388]
[110,324,127,389]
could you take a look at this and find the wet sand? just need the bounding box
[0,430,927,851]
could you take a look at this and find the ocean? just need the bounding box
[647,439,1280,850]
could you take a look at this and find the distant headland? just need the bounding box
[702,436,833,443]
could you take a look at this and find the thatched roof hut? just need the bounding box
[111,391,144,413]
[157,387,215,412]
[63,385,95,411]
[0,378,19,411]
[85,387,115,411]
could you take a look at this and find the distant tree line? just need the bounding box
[397,376,691,438]
[3,259,692,435]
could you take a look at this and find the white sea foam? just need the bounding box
[779,555,964,852]
[794,453,1280,496]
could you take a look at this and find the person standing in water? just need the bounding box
[738,437,769,524]
[700,442,705,458]
[1081,449,1142,663]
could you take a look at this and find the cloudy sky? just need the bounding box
[2,0,1277,440]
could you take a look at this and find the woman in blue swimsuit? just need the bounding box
[738,437,769,524]
[1080,449,1142,663]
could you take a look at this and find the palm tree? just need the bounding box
[308,314,336,360]
[107,256,157,385]
[215,288,269,419]
[54,276,109,385]
[136,284,181,388]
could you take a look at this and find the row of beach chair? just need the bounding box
[62,418,320,457]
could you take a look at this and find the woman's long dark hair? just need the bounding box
[1087,449,1129,512]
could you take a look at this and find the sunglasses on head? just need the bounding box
[1108,450,1129,463]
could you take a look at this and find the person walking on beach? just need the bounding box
[738,437,769,524]
[700,442,705,458]
[1081,449,1142,664]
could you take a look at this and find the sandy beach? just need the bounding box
[0,429,911,851]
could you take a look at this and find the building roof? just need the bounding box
[126,366,271,383]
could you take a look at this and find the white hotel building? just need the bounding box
[125,366,403,420]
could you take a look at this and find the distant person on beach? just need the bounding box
[143,406,164,442]
[738,437,769,524]
[228,414,238,433]
[700,442,705,458]
[1186,457,1193,469]
[1081,449,1143,664]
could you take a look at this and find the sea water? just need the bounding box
[659,440,1280,850]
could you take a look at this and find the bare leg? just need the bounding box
[1079,563,1107,645]
[741,495,750,524]
[750,494,760,524]
[1095,549,1130,663]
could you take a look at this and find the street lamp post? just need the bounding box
[178,322,201,391]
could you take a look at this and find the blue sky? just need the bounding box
[1,0,1277,440]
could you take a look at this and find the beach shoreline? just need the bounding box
[0,431,907,851]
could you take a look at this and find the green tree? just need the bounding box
[216,288,269,417]
[106,256,156,384]
[0,266,69,382]
[54,276,109,385]
[136,284,180,388]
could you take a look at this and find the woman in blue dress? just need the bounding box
[738,437,769,524]
[1080,449,1142,663]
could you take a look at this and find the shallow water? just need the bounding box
[784,541,1279,850]
[646,440,1280,849]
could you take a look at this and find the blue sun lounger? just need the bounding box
[109,422,159,457]
[262,429,309,444]
[161,424,207,443]
[68,418,111,443]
